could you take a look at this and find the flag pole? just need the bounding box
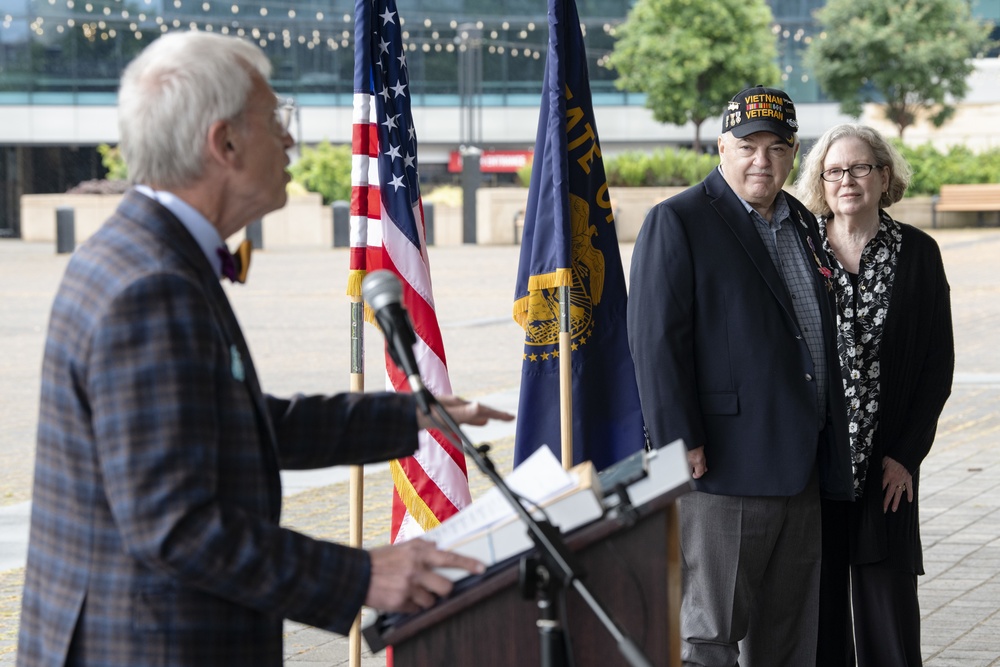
[348,297,366,667]
[348,1,372,664]
[558,285,573,469]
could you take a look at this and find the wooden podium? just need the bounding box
[369,484,686,666]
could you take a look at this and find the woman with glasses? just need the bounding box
[796,124,954,667]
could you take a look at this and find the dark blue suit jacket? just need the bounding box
[18,190,419,666]
[627,168,852,499]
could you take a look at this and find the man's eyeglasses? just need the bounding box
[274,97,296,133]
[820,163,879,182]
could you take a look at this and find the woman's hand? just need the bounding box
[881,456,913,513]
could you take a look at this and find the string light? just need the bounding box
[4,1,778,81]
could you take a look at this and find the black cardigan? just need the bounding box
[848,220,955,574]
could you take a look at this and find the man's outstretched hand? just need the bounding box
[416,395,515,431]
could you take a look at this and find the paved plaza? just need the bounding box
[0,227,998,665]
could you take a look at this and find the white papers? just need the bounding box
[424,440,692,581]
[425,446,579,551]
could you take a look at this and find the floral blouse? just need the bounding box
[819,211,903,497]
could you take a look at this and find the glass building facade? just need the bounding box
[0,0,996,235]
[0,0,633,106]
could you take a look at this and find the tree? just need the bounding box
[606,0,780,154]
[288,141,353,204]
[805,0,993,138]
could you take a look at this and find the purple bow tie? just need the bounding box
[217,239,252,283]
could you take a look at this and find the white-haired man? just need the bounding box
[17,32,510,667]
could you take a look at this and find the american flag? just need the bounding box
[350,0,472,542]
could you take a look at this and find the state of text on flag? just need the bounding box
[512,0,646,471]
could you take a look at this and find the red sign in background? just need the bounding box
[447,149,533,173]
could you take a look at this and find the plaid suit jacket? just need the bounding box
[18,190,418,666]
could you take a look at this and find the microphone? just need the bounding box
[361,270,432,415]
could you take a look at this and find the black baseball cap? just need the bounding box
[722,85,798,145]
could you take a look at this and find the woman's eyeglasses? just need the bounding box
[820,163,879,182]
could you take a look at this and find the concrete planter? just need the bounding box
[19,188,958,250]
[468,186,686,245]
[21,193,125,243]
[20,192,330,247]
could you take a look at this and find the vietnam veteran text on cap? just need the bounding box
[722,85,798,145]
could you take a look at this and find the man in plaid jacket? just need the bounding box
[17,32,507,667]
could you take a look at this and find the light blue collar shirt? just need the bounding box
[134,184,225,278]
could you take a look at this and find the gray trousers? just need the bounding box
[678,473,821,667]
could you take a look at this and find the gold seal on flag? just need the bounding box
[524,194,605,353]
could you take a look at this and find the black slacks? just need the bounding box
[851,564,922,667]
[817,499,923,667]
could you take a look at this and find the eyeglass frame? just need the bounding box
[274,97,296,133]
[820,163,881,182]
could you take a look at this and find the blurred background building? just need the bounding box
[0,0,997,236]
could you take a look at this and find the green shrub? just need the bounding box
[605,148,719,187]
[289,141,353,204]
[516,160,533,187]
[515,148,718,189]
[508,142,1000,197]
[423,184,462,207]
[895,141,1000,196]
[97,144,128,181]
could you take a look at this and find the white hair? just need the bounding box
[118,32,272,189]
[795,123,911,217]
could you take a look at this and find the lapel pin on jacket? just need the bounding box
[230,344,245,381]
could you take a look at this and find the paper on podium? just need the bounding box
[424,447,605,578]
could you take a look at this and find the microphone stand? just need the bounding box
[422,390,653,667]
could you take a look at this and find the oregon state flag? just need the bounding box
[512,0,644,470]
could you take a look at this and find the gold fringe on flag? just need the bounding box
[389,459,443,532]
[346,269,367,298]
[345,271,379,326]
[511,267,574,328]
[362,304,377,327]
